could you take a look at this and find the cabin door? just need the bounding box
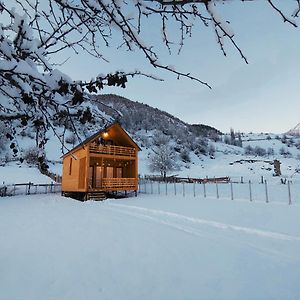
[116,167,123,178]
[95,166,103,188]
[88,166,103,188]
[106,166,114,178]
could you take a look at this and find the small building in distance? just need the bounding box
[61,122,140,200]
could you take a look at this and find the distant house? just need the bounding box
[61,122,140,200]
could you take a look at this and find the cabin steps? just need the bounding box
[87,192,107,201]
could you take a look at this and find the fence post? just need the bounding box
[288,180,292,205]
[2,185,7,197]
[158,181,160,195]
[28,182,31,195]
[45,185,47,194]
[241,176,244,184]
[230,182,234,200]
[13,184,16,196]
[145,180,147,194]
[174,182,177,196]
[150,180,153,194]
[182,182,185,197]
[249,180,253,202]
[193,182,196,197]
[216,181,219,199]
[165,182,168,196]
[203,183,206,198]
[264,180,269,203]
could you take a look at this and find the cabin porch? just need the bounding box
[88,157,137,192]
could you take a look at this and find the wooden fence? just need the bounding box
[144,175,230,183]
[0,182,61,197]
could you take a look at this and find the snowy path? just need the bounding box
[104,202,300,264]
[1,194,300,300]
[106,202,300,242]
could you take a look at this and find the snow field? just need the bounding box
[1,194,300,300]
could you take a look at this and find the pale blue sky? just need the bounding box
[58,1,300,134]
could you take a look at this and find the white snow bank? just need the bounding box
[0,163,53,184]
[0,194,300,300]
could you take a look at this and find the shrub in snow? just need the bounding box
[180,148,191,163]
[208,144,216,158]
[23,147,42,166]
[244,145,254,155]
[153,134,170,147]
[253,146,267,157]
[194,138,208,156]
[279,147,292,158]
[65,133,77,145]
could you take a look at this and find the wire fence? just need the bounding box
[0,182,61,197]
[1,178,297,205]
[138,179,298,205]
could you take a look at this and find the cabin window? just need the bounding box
[69,158,73,175]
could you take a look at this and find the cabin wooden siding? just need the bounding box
[62,147,88,192]
[61,123,139,196]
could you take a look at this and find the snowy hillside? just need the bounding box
[1,194,300,300]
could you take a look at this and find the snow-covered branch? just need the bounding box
[0,0,298,158]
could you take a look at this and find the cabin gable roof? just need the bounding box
[62,122,140,158]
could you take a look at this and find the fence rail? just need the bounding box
[0,182,61,197]
[139,179,297,205]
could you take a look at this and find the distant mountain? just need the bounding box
[91,94,221,138]
[286,123,300,136]
[91,94,222,159]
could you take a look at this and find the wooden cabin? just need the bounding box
[61,123,140,200]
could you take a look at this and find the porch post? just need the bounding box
[135,148,138,192]
[85,144,90,193]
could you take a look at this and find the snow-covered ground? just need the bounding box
[1,193,300,300]
[0,162,54,185]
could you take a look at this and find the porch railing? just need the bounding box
[89,144,136,157]
[89,178,137,190]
